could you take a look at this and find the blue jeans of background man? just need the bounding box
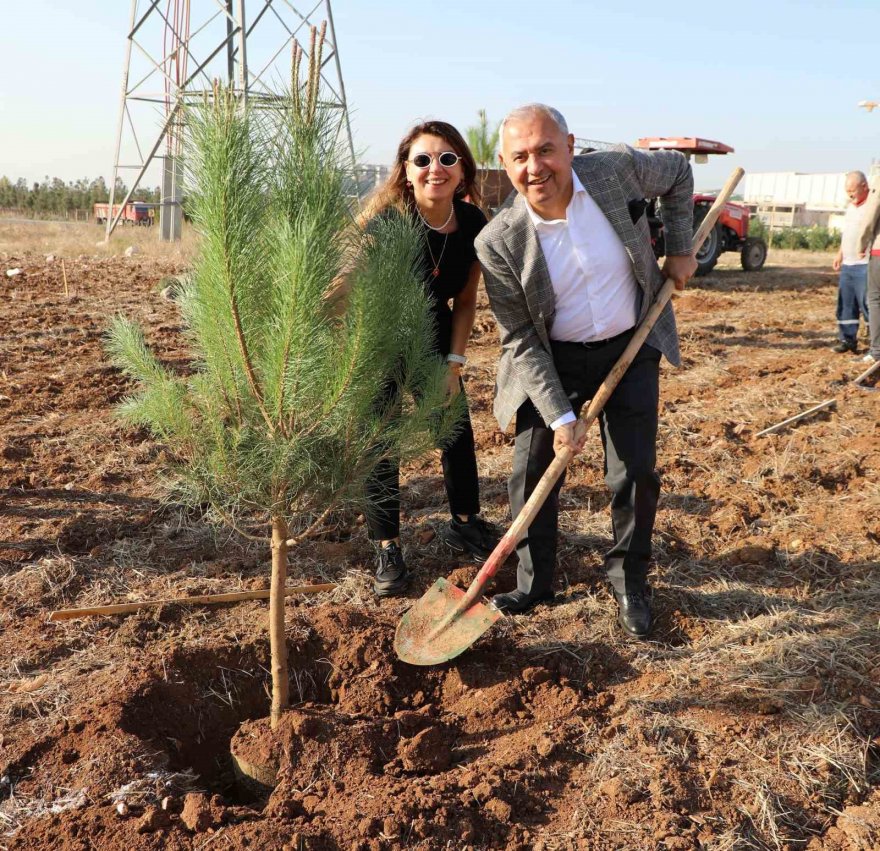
[837,263,869,344]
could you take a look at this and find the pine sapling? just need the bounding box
[106,28,463,728]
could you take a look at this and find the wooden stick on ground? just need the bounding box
[852,359,880,385]
[61,258,69,297]
[754,398,836,438]
[48,582,337,621]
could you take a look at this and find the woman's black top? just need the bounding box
[418,199,487,354]
[417,198,487,313]
[369,199,486,354]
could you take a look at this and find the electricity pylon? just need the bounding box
[106,0,357,240]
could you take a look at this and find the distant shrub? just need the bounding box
[765,224,839,252]
[771,228,807,250]
[806,226,840,251]
[748,217,767,240]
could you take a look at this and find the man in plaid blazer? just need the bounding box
[475,104,696,637]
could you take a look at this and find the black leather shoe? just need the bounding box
[490,589,554,614]
[443,514,501,563]
[373,542,410,598]
[832,340,858,354]
[613,589,652,638]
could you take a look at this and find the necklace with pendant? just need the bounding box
[425,229,449,278]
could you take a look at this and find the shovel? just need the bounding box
[395,167,745,666]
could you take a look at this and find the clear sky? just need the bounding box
[2,0,878,192]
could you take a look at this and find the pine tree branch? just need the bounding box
[225,257,275,434]
[307,24,325,122]
[291,42,303,116]
[284,500,337,548]
[212,502,269,543]
[290,308,363,440]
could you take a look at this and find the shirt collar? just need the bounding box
[525,169,586,227]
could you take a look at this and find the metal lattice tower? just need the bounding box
[106,0,357,240]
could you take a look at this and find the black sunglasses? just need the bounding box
[408,151,461,169]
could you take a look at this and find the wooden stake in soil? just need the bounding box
[61,258,69,297]
[48,582,336,621]
[755,398,836,437]
[852,358,880,385]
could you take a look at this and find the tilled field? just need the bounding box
[1,239,879,850]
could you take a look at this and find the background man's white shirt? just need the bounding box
[841,200,869,266]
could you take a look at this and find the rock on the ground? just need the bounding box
[180,791,223,832]
[124,245,139,257]
[397,724,452,773]
[137,805,172,833]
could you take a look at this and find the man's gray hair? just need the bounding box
[846,170,868,184]
[500,103,569,139]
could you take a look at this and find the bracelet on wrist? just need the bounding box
[446,353,467,366]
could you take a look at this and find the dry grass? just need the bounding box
[0,786,88,849]
[0,218,198,262]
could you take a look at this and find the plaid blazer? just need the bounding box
[476,145,694,431]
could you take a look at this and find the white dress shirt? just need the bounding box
[526,171,640,429]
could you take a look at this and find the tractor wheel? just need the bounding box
[694,222,722,276]
[741,237,767,271]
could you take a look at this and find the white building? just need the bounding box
[743,164,880,230]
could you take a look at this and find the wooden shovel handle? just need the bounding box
[467,166,746,594]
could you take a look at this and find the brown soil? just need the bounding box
[1,242,878,850]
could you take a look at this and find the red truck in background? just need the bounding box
[93,202,153,226]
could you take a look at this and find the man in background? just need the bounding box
[831,171,870,354]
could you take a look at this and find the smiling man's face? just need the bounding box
[499,111,575,220]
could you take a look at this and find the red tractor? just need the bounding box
[636,137,767,275]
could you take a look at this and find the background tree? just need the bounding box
[0,174,158,216]
[466,108,500,210]
[105,30,461,729]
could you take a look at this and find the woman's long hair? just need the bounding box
[359,120,480,224]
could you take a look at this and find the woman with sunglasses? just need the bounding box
[359,120,499,597]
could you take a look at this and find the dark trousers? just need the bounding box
[868,255,880,359]
[365,390,480,540]
[509,330,661,596]
[837,264,869,343]
[365,308,480,540]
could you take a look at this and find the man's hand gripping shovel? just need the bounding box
[394,167,745,666]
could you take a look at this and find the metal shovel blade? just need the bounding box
[394,577,502,665]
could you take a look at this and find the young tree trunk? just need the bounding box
[269,515,290,729]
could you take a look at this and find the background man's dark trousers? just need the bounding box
[837,263,869,345]
[508,329,661,597]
